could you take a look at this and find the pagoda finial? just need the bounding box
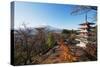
[85,13,88,23]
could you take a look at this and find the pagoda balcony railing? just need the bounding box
[80,26,91,28]
[80,30,88,32]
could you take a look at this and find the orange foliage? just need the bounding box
[42,39,79,64]
[58,39,78,62]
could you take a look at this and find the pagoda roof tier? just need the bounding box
[79,27,94,29]
[79,22,95,25]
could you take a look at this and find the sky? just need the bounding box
[13,1,96,30]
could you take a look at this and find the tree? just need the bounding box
[62,29,71,34]
[71,6,97,15]
[14,24,54,65]
[71,6,97,21]
[46,33,56,49]
[14,26,37,65]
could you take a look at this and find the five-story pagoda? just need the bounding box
[79,14,95,38]
[78,13,95,45]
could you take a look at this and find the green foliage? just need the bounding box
[62,29,77,39]
[87,25,97,42]
[62,29,77,35]
[61,29,78,45]
[93,25,97,35]
[46,33,55,48]
[62,29,71,34]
